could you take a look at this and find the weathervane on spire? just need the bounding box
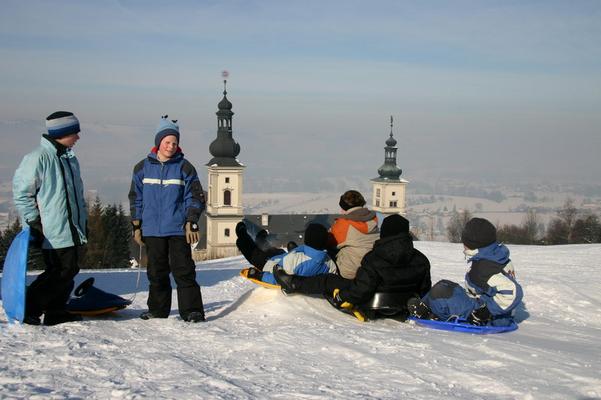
[222,70,229,95]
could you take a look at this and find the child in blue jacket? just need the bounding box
[236,222,337,285]
[408,218,523,327]
[129,116,206,322]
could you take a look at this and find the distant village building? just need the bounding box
[371,116,408,216]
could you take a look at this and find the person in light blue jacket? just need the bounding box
[13,111,88,326]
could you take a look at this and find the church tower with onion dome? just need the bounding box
[371,116,408,215]
[205,78,245,259]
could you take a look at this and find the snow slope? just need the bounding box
[1,242,601,399]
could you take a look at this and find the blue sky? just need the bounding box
[1,1,600,201]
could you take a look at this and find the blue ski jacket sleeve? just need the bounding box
[13,136,87,249]
[465,259,523,316]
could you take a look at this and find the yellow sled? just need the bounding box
[240,268,281,289]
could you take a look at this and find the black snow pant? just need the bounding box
[291,273,352,298]
[26,245,83,318]
[144,236,204,319]
[236,230,285,270]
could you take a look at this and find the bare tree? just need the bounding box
[523,209,540,244]
[447,209,473,243]
[557,198,578,243]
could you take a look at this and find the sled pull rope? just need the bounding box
[124,245,143,303]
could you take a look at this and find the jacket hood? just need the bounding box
[372,232,414,264]
[467,242,510,265]
[342,207,377,222]
[41,135,74,158]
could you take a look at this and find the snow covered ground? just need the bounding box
[1,242,601,399]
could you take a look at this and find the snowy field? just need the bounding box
[1,242,601,399]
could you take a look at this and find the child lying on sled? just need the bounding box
[408,218,523,327]
[235,222,337,285]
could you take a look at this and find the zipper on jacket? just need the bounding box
[65,156,82,233]
[57,154,81,246]
[159,161,164,235]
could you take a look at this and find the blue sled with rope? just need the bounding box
[67,277,132,316]
[408,316,518,334]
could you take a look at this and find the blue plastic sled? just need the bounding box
[1,228,30,324]
[408,316,518,334]
[67,277,131,316]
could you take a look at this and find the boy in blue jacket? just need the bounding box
[129,116,206,322]
[408,218,523,327]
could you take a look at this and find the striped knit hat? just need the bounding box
[46,111,80,138]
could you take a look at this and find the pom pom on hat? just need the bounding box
[46,111,80,138]
[380,214,410,238]
[155,115,180,147]
[461,218,497,250]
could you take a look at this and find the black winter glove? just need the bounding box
[27,217,44,248]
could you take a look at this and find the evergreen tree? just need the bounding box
[100,204,117,267]
[82,198,131,268]
[0,218,22,270]
[83,196,105,268]
[110,204,131,268]
[571,215,601,244]
[100,204,131,268]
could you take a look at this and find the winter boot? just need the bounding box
[43,311,83,326]
[139,311,169,320]
[235,221,247,237]
[184,311,206,323]
[23,315,42,326]
[407,297,437,320]
[246,267,264,280]
[468,305,492,326]
[273,266,299,294]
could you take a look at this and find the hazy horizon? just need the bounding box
[1,1,600,204]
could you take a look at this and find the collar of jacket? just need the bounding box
[341,207,376,222]
[42,134,69,156]
[467,242,510,265]
[147,147,184,163]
